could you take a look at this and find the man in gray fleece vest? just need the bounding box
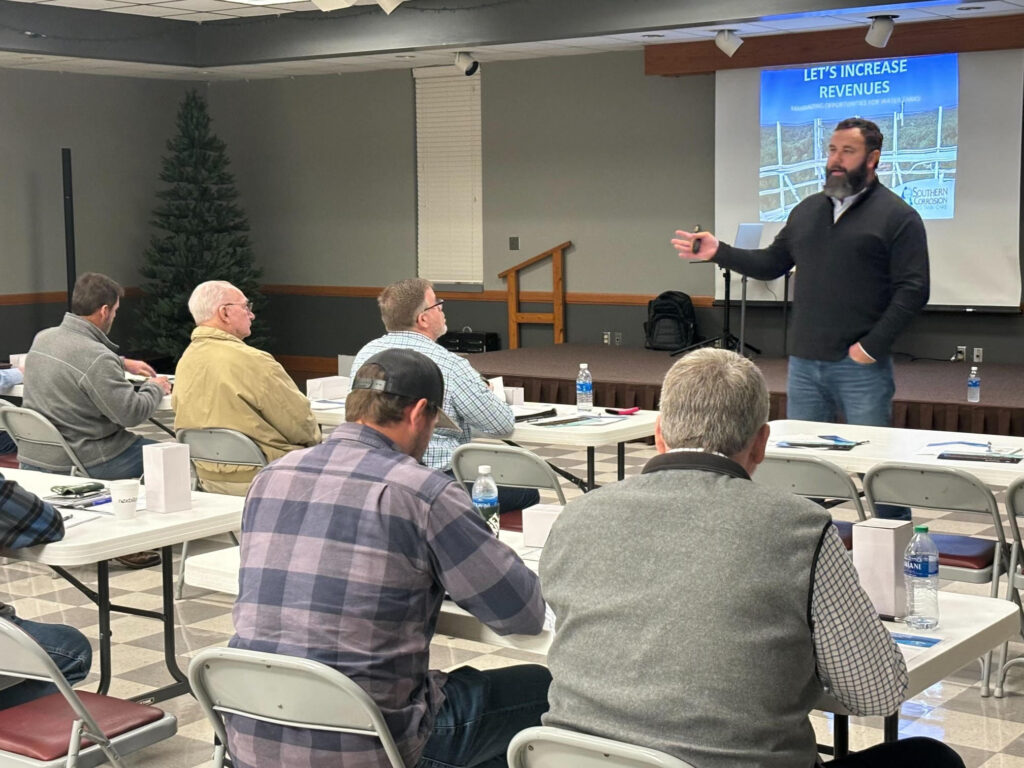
[21,273,171,479]
[540,348,963,768]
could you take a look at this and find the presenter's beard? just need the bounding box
[823,158,869,198]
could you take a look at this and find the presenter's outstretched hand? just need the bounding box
[151,376,173,395]
[672,229,718,262]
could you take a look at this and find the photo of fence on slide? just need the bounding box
[759,108,958,222]
[758,53,959,223]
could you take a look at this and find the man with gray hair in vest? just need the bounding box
[540,348,963,768]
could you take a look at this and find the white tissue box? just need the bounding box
[523,504,563,548]
[142,443,192,513]
[307,376,350,399]
[503,387,525,405]
[852,518,914,616]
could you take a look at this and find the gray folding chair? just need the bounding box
[992,475,1024,697]
[338,354,357,376]
[451,443,566,505]
[863,462,1008,695]
[0,617,177,768]
[507,726,696,768]
[174,428,265,598]
[757,453,867,549]
[189,647,404,768]
[0,406,90,477]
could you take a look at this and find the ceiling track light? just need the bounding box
[714,29,743,58]
[865,15,897,48]
[454,51,479,76]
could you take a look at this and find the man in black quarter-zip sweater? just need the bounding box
[671,118,928,519]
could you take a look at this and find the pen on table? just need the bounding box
[72,496,112,509]
[62,513,73,522]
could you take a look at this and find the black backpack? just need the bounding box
[644,290,698,351]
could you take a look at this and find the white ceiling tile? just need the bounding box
[262,1,311,9]
[165,10,226,18]
[206,5,285,14]
[154,0,238,11]
[753,15,863,31]
[102,4,192,13]
[46,0,132,8]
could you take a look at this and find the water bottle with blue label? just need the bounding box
[576,363,593,413]
[471,464,500,536]
[967,366,980,403]
[904,524,940,630]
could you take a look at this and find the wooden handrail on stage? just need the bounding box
[497,241,571,349]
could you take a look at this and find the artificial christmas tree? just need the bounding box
[136,89,266,362]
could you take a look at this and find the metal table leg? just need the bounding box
[884,711,899,741]
[52,544,191,704]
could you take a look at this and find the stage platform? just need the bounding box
[468,344,1024,437]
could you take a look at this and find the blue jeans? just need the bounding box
[417,664,551,768]
[0,431,14,455]
[21,436,156,480]
[0,613,92,709]
[787,355,894,426]
[787,356,909,520]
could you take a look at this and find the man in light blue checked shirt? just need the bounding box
[352,278,539,514]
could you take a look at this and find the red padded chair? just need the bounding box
[0,618,176,768]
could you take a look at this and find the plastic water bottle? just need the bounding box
[471,465,500,536]
[967,366,980,403]
[576,363,593,413]
[904,524,940,630]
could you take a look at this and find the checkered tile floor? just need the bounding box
[4,418,1024,767]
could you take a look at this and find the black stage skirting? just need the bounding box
[468,344,1024,437]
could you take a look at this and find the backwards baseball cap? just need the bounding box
[350,348,458,430]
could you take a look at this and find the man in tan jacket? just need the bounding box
[173,281,321,495]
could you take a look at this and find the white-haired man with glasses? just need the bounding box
[173,281,320,495]
[351,278,539,514]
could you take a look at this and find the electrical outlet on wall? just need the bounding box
[973,347,984,363]
[602,331,611,345]
[614,331,623,346]
[955,345,966,362]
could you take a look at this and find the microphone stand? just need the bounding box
[737,274,762,358]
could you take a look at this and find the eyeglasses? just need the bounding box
[222,301,254,313]
[419,299,445,315]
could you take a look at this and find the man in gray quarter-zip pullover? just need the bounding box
[21,273,171,480]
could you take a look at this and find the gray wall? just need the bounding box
[0,69,186,296]
[482,53,714,294]
[202,51,716,297]
[2,51,1023,365]
[206,70,417,286]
